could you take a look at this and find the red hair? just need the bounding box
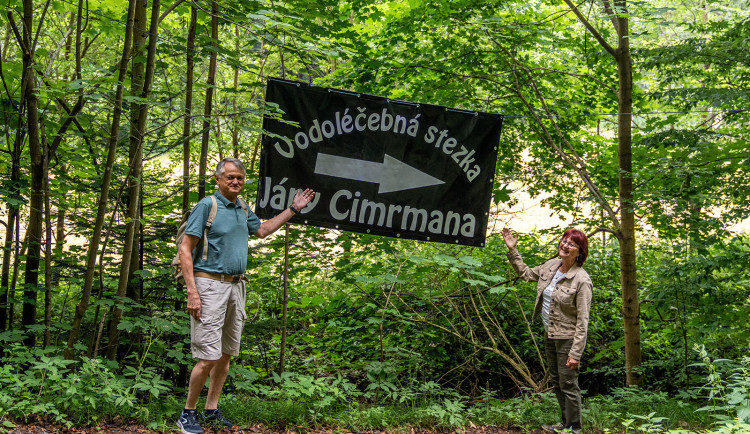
[561,228,589,266]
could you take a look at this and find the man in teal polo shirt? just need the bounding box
[176,158,314,434]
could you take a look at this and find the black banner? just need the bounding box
[255,78,503,246]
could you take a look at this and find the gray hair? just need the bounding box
[215,158,246,177]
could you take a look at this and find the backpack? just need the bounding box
[172,195,249,285]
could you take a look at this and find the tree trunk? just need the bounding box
[181,6,197,216]
[175,5,198,387]
[107,0,161,361]
[65,0,137,360]
[198,1,218,199]
[613,0,642,387]
[562,0,642,387]
[43,128,52,348]
[232,25,240,159]
[122,0,148,358]
[20,0,45,348]
[278,225,290,374]
[9,225,27,330]
[0,31,20,333]
[51,191,67,289]
[126,0,148,306]
[0,134,21,334]
[0,208,16,333]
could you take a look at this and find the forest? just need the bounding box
[0,0,749,432]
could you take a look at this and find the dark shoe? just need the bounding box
[202,408,237,429]
[177,409,204,434]
[541,422,565,432]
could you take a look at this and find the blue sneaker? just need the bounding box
[177,409,204,434]
[202,407,237,429]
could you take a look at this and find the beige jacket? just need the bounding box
[506,249,593,361]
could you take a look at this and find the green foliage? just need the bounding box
[580,350,750,434]
[585,388,702,433]
[0,345,164,425]
[216,370,482,430]
[468,390,559,429]
[637,236,750,390]
[268,371,362,414]
[364,361,399,400]
[691,345,750,425]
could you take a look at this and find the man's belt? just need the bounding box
[194,271,246,283]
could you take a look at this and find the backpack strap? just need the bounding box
[237,197,249,218]
[201,195,218,261]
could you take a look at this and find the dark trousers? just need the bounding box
[544,337,582,431]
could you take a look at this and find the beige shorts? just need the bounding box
[190,277,247,360]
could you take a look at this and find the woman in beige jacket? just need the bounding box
[502,228,592,434]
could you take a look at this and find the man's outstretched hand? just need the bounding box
[291,188,315,211]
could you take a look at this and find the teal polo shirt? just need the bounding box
[184,190,261,275]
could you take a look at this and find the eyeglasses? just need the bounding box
[560,239,578,249]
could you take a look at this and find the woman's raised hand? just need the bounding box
[502,228,518,251]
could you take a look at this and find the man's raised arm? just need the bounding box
[255,188,315,238]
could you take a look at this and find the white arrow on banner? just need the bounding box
[314,152,445,194]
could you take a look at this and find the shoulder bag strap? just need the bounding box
[202,195,218,261]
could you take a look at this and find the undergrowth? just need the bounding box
[1,344,748,433]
